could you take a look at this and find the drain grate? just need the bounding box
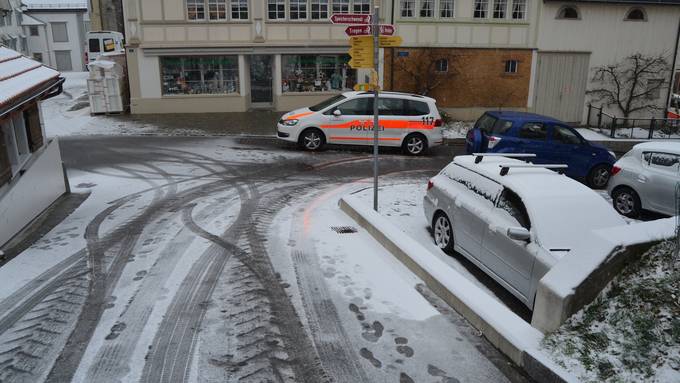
[331,226,358,234]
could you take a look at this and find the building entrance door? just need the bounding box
[250,55,273,104]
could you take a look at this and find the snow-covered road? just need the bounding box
[0,133,531,382]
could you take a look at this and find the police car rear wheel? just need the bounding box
[299,129,325,151]
[403,134,427,156]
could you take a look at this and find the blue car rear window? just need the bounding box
[477,114,513,136]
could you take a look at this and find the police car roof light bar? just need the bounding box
[472,153,537,164]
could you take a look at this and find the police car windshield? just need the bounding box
[309,94,346,111]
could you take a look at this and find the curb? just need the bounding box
[338,194,577,383]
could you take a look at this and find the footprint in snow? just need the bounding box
[359,348,382,368]
[428,364,460,383]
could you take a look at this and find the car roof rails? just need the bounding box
[472,153,536,164]
[497,163,568,176]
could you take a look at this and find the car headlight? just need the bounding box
[282,119,299,126]
[608,150,617,159]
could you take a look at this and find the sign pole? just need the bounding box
[372,5,379,212]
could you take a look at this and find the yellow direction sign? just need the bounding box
[349,36,374,68]
[354,83,380,91]
[350,35,372,48]
[379,36,403,47]
[349,58,372,69]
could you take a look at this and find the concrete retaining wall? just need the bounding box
[0,139,69,247]
[532,218,676,333]
[338,195,577,382]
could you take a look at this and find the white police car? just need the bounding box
[277,91,444,155]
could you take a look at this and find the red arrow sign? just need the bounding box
[344,24,395,36]
[331,13,372,24]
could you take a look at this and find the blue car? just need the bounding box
[466,111,617,189]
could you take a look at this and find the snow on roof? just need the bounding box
[632,141,680,154]
[0,46,60,113]
[21,13,45,26]
[22,0,87,10]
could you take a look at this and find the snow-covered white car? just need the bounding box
[423,154,626,309]
[276,91,444,155]
[607,141,680,218]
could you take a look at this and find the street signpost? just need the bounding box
[330,13,371,24]
[371,6,379,211]
[333,10,403,211]
[344,24,395,37]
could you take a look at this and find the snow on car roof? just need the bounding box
[452,155,626,248]
[341,90,435,102]
[454,155,594,199]
[632,141,680,155]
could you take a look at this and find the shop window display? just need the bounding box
[281,55,356,93]
[161,56,239,95]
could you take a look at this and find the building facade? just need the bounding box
[535,0,680,122]
[123,0,680,123]
[21,0,90,71]
[124,0,380,113]
[0,46,69,247]
[0,0,28,54]
[384,0,538,119]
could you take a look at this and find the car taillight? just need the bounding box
[427,180,434,191]
[611,165,621,175]
[488,136,502,149]
[434,119,442,127]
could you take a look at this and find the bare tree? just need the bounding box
[588,53,670,118]
[393,49,459,96]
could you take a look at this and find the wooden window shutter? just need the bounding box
[23,104,44,152]
[0,128,12,186]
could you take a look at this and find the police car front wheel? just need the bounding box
[299,128,325,151]
[403,134,427,156]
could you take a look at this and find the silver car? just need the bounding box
[607,141,680,218]
[424,154,625,309]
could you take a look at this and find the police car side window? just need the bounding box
[404,100,430,116]
[378,98,404,116]
[335,98,373,115]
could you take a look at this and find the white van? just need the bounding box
[86,31,124,64]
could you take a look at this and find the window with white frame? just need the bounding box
[0,113,31,176]
[511,0,526,19]
[493,0,506,18]
[505,59,518,73]
[474,0,488,18]
[187,0,206,20]
[440,0,454,17]
[332,0,350,14]
[435,59,448,72]
[160,56,239,95]
[353,0,371,14]
[208,0,227,20]
[290,0,307,19]
[420,0,433,17]
[268,0,285,19]
[311,0,329,19]
[51,22,69,43]
[231,0,248,19]
[400,0,415,17]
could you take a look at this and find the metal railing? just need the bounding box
[586,104,680,139]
